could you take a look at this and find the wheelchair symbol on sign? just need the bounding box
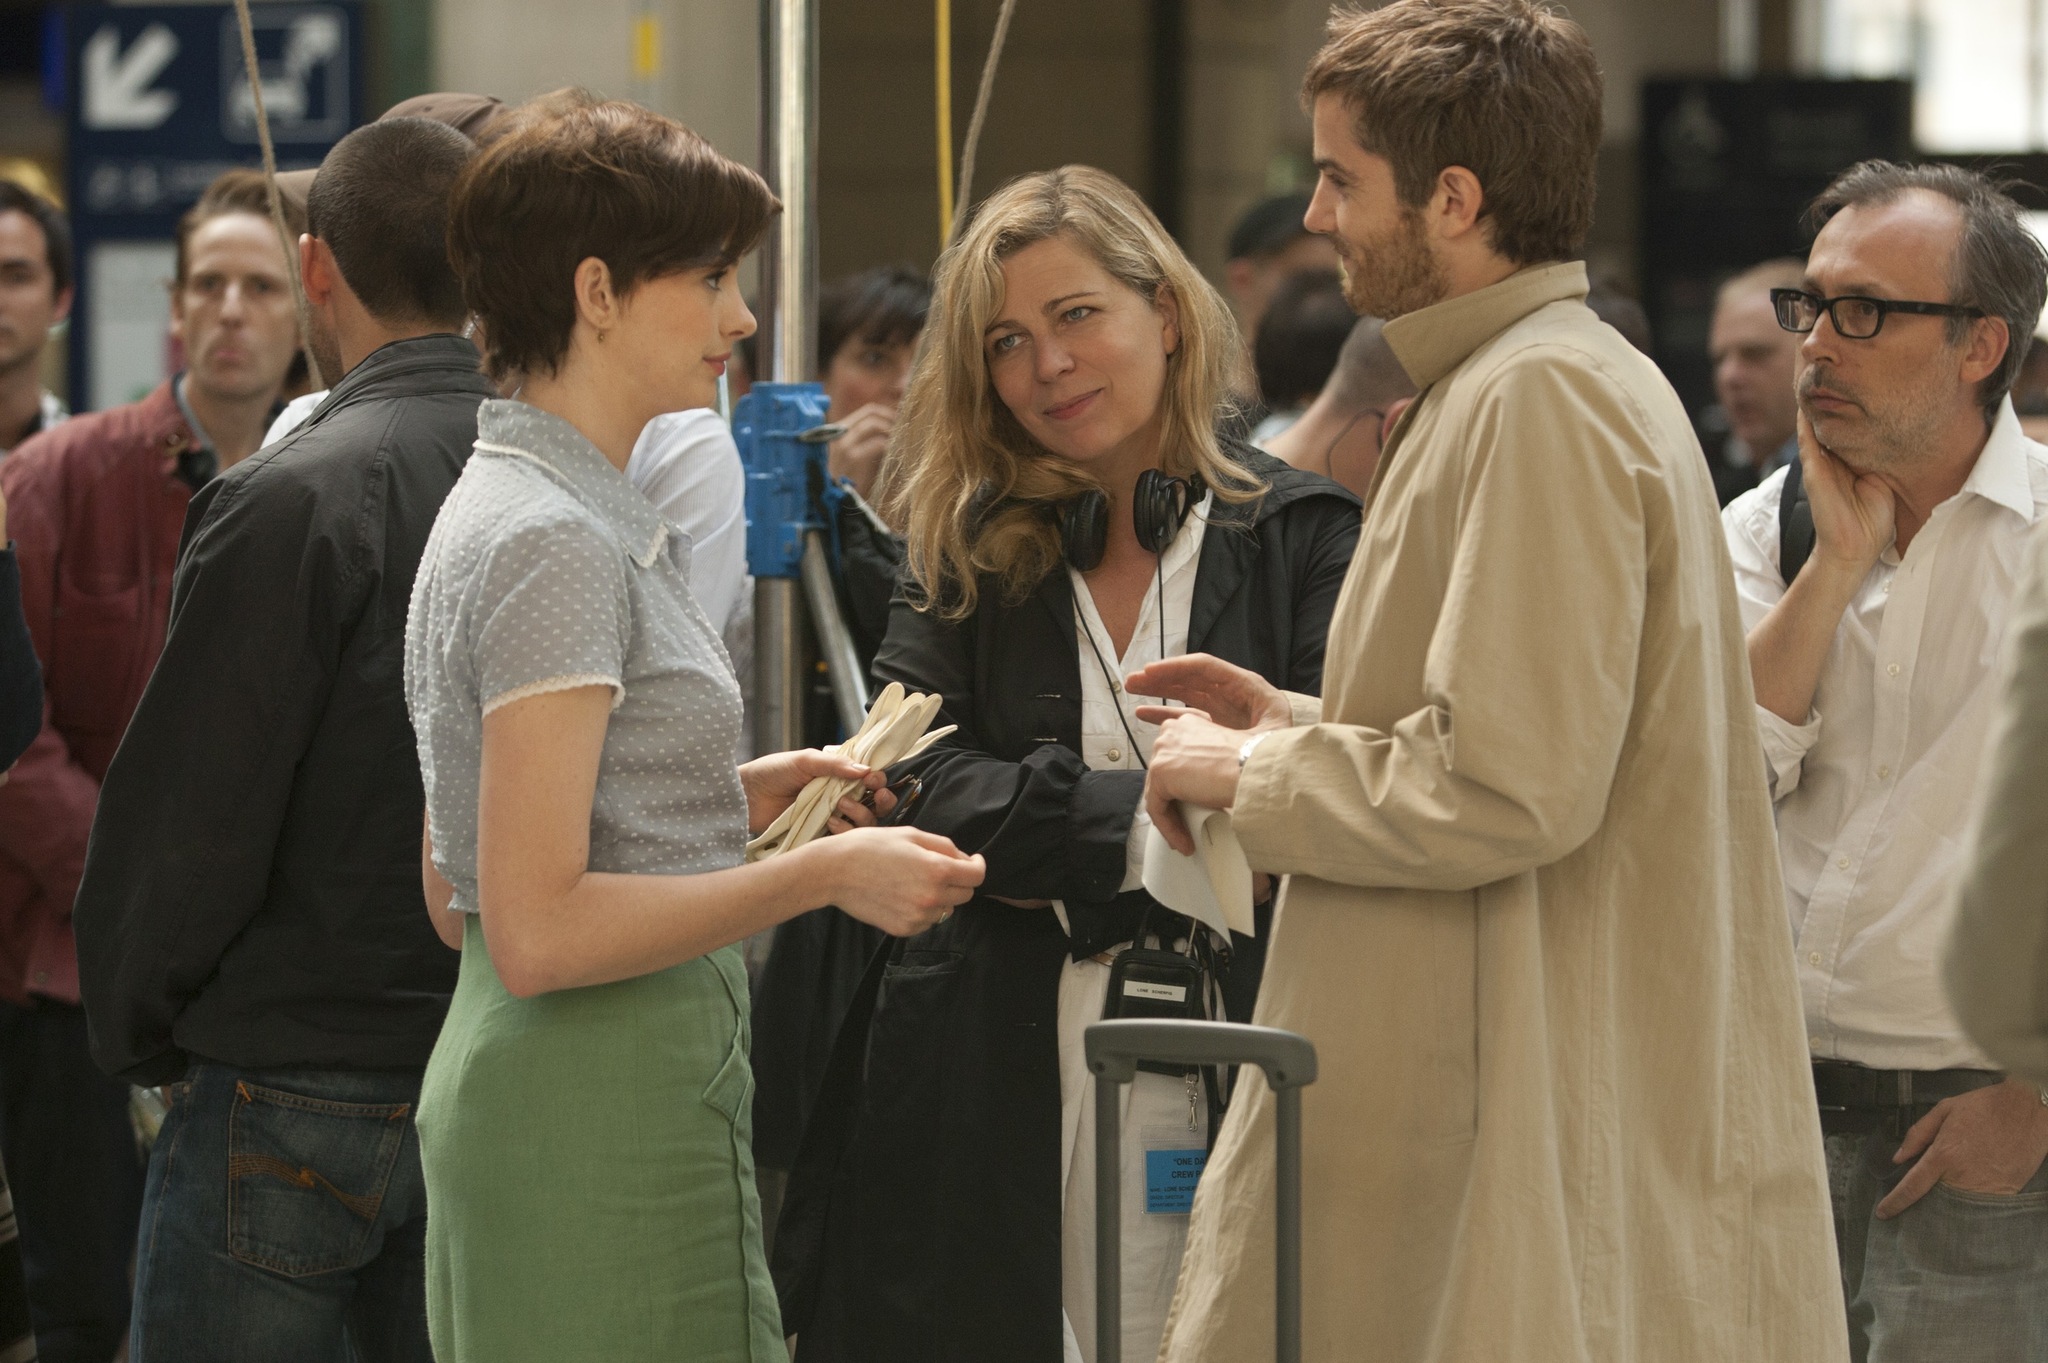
[220,8,349,143]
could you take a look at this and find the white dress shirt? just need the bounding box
[1053,495,1210,1363]
[263,389,325,448]
[624,410,749,637]
[1723,400,2048,1070]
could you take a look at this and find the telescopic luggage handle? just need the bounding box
[1084,1019,1318,1363]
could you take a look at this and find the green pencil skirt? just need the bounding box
[418,916,783,1362]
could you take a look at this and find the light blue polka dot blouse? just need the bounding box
[404,399,748,913]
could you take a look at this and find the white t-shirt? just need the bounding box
[625,409,749,639]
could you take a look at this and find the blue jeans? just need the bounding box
[130,1065,433,1363]
[1828,1128,2048,1362]
[0,998,144,1363]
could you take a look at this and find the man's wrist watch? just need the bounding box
[1238,731,1271,770]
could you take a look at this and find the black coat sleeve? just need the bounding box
[872,592,1143,907]
[73,467,356,1084]
[1281,492,1362,693]
[0,548,41,771]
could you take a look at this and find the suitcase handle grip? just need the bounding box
[1085,1019,1315,1363]
[1084,1018,1317,1089]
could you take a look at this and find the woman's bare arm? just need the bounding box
[476,685,984,998]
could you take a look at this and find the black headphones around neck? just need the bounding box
[1056,468,1204,572]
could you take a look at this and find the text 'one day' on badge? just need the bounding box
[1144,1147,1207,1214]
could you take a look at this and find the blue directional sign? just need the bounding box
[63,4,361,411]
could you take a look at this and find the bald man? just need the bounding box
[1708,257,1805,504]
[1264,313,1417,497]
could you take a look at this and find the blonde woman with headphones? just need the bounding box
[772,167,1360,1363]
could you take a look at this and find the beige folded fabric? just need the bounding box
[744,682,956,861]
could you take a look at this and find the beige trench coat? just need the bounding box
[1158,263,1845,1362]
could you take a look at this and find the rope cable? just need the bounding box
[230,0,326,391]
[948,0,1018,246]
[935,0,955,241]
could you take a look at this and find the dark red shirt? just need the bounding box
[0,381,197,1005]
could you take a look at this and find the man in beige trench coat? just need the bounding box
[1128,3,1847,1359]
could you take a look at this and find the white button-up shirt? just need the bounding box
[1723,400,2048,1070]
[1053,494,1210,1363]
[1068,492,1211,893]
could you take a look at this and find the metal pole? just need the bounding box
[1094,1072,1124,1363]
[801,531,870,735]
[753,0,820,757]
[1275,1086,1303,1363]
[759,0,818,385]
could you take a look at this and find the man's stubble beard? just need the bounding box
[1338,205,1448,321]
[1799,360,1956,475]
[307,312,344,391]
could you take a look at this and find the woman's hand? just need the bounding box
[807,826,986,936]
[739,749,896,836]
[1126,653,1293,732]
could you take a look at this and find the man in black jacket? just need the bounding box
[73,118,487,1362]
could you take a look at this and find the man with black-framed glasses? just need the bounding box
[1723,159,2048,1361]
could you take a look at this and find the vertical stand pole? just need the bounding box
[753,0,820,758]
[1095,1072,1124,1363]
[1275,1086,1303,1363]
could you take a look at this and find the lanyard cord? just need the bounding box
[1076,557,1174,772]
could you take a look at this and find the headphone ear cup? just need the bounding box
[1059,490,1110,573]
[1131,468,1193,555]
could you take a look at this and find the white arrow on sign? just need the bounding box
[83,23,180,131]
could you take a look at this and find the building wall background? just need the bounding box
[429,0,1724,309]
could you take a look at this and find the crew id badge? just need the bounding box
[1142,1125,1208,1213]
[1141,1070,1209,1215]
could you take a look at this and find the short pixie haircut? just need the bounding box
[446,97,777,383]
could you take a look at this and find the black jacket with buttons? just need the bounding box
[74,336,495,1085]
[773,444,1360,1363]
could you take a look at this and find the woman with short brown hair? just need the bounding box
[406,100,985,1362]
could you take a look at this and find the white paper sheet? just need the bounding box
[1141,803,1254,938]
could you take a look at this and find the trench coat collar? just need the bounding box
[1383,260,1590,390]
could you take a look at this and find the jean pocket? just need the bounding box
[227,1080,411,1278]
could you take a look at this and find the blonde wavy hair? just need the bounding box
[881,165,1258,619]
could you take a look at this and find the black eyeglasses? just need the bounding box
[1770,287,1984,341]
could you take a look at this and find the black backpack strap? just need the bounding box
[1778,454,1815,586]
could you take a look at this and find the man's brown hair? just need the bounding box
[1302,0,1604,266]
[174,167,301,288]
[446,97,777,383]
